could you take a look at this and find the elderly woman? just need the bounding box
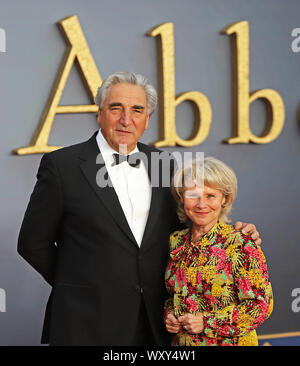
[164,157,273,346]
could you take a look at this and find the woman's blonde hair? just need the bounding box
[172,157,238,226]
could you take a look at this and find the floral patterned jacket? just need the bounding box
[164,221,273,346]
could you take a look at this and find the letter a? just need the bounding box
[14,15,102,155]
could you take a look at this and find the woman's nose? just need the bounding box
[195,197,206,208]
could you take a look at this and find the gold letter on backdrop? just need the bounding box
[148,23,212,147]
[222,21,285,144]
[14,15,102,155]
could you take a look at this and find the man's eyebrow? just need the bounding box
[108,102,122,108]
[108,103,145,110]
[132,105,145,110]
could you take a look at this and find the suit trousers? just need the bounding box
[130,296,156,346]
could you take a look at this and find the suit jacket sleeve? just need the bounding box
[17,153,63,286]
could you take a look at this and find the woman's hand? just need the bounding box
[165,311,182,334]
[178,312,204,334]
[234,221,262,246]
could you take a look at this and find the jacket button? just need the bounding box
[135,285,143,293]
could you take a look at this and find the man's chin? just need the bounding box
[115,139,136,153]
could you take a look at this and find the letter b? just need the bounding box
[148,23,212,147]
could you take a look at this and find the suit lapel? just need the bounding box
[137,143,164,250]
[140,186,161,250]
[79,133,139,249]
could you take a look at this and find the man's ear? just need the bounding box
[97,109,102,126]
[144,114,150,130]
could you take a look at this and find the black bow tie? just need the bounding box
[112,153,141,168]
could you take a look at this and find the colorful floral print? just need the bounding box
[164,221,273,346]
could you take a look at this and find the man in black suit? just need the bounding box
[18,71,260,346]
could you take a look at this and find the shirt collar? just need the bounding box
[96,129,139,157]
[96,129,140,168]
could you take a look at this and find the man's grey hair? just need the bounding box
[94,71,158,115]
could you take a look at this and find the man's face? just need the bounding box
[97,82,150,153]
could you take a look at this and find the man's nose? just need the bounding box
[120,109,131,126]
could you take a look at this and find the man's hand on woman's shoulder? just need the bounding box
[234,221,262,246]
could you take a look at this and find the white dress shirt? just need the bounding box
[96,130,152,246]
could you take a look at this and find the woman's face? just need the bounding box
[183,184,226,231]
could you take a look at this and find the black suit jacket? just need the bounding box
[17,132,181,346]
